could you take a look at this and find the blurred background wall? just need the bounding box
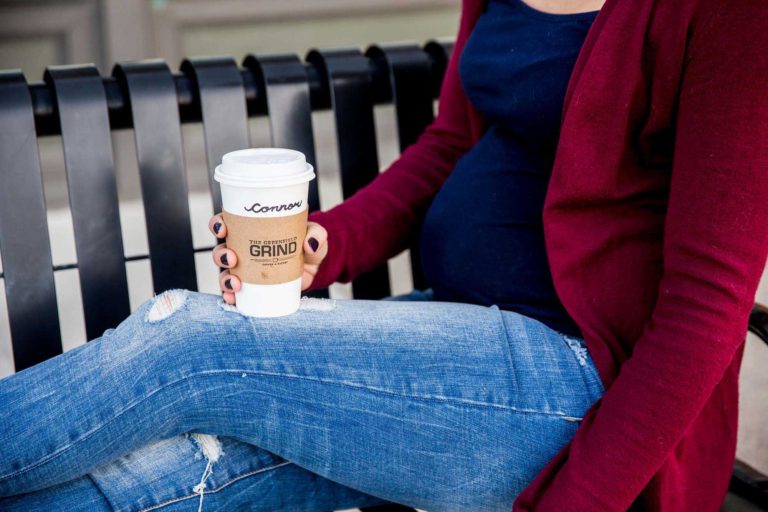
[0,0,766,480]
[0,0,459,212]
[0,0,459,77]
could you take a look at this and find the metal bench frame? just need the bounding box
[0,40,765,510]
[0,41,449,370]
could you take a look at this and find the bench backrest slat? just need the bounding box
[307,49,391,300]
[245,54,321,213]
[45,65,132,340]
[367,45,437,291]
[181,57,250,215]
[246,53,330,298]
[0,71,63,370]
[114,61,198,294]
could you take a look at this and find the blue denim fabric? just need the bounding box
[0,290,603,511]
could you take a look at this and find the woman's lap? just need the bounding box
[0,290,602,511]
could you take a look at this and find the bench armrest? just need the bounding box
[748,303,768,346]
[728,303,768,508]
[730,459,768,509]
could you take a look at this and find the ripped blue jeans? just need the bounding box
[0,290,603,512]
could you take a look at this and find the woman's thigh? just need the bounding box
[0,290,603,511]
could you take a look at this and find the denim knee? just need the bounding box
[105,289,193,340]
[99,290,202,370]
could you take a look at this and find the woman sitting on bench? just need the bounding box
[2,0,767,510]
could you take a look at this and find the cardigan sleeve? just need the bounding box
[306,15,475,289]
[515,1,768,510]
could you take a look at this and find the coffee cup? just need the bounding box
[214,148,315,317]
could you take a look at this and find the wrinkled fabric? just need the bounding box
[308,0,768,508]
[0,290,602,511]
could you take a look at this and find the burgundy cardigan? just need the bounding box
[309,0,768,509]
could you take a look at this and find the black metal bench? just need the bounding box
[0,41,450,512]
[0,41,765,511]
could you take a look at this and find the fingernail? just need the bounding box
[308,237,319,252]
[213,222,222,235]
[225,278,233,290]
[221,253,229,266]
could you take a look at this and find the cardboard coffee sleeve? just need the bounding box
[222,210,308,285]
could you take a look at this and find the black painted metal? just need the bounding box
[25,47,448,137]
[748,303,768,346]
[367,45,435,152]
[0,245,216,280]
[180,57,250,214]
[730,459,768,509]
[44,65,131,340]
[730,309,768,505]
[424,40,454,98]
[306,48,391,299]
[113,61,197,294]
[0,71,62,370]
[245,54,320,212]
[246,53,330,298]
[366,44,437,291]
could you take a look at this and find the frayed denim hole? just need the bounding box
[188,434,223,512]
[299,297,336,311]
[560,334,605,404]
[562,335,589,367]
[189,433,223,464]
[146,289,188,323]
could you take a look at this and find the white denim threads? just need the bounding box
[562,335,589,367]
[189,434,223,512]
[299,297,336,311]
[146,290,188,322]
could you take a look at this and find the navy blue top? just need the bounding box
[420,0,597,336]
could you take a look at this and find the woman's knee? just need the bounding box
[126,290,219,332]
[101,290,220,363]
[144,290,241,360]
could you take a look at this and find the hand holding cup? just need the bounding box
[209,216,328,305]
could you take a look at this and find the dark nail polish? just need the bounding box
[213,222,222,235]
[308,237,319,252]
[225,278,233,290]
[220,253,229,266]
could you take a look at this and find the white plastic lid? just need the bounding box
[214,148,315,188]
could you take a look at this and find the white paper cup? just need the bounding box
[214,148,315,317]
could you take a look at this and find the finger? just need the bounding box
[211,243,226,266]
[219,270,241,293]
[302,263,319,291]
[208,214,227,238]
[303,222,328,266]
[213,245,237,268]
[222,291,236,305]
